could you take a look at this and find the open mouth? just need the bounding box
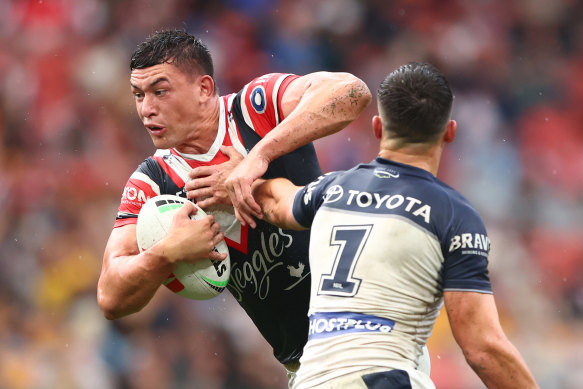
[147,125,165,134]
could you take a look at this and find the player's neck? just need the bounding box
[176,96,221,155]
[378,143,443,176]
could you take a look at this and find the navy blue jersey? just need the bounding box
[291,157,492,388]
[293,157,492,294]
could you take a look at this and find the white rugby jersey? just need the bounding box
[291,157,492,388]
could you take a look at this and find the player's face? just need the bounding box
[130,63,203,150]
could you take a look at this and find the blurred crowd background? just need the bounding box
[1,0,582,388]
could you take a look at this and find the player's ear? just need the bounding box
[443,119,457,144]
[372,115,383,140]
[199,75,215,100]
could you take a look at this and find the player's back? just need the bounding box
[293,157,487,388]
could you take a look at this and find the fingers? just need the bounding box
[166,209,229,264]
[188,166,215,179]
[235,198,261,223]
[194,196,219,209]
[191,216,225,261]
[208,215,220,233]
[187,148,245,210]
[227,177,262,228]
[207,220,227,261]
[185,176,213,191]
[208,248,228,261]
[175,200,196,220]
[186,186,214,202]
[233,207,246,227]
[220,145,244,162]
[182,201,201,218]
[233,180,263,219]
[185,170,218,201]
[243,194,263,219]
[234,204,257,229]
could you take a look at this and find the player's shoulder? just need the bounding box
[306,170,345,193]
[137,150,168,172]
[426,177,488,239]
[369,158,459,198]
[231,73,300,136]
[367,158,483,219]
[433,177,480,217]
[293,170,343,211]
[136,154,160,173]
[132,150,178,188]
[240,73,299,105]
[246,72,299,87]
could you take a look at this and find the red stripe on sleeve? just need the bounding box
[114,174,160,228]
[244,73,298,138]
[277,74,300,122]
[114,218,137,228]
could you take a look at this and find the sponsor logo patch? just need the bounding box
[250,86,266,113]
[308,312,395,340]
[374,168,400,179]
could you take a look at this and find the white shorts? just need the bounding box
[294,367,435,389]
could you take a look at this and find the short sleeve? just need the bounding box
[291,172,341,228]
[442,202,492,293]
[238,73,299,137]
[114,158,162,228]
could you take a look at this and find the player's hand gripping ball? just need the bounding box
[136,195,230,300]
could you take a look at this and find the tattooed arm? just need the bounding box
[226,72,372,226]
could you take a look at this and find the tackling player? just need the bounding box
[97,29,372,386]
[247,62,539,388]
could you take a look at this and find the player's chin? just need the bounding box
[150,136,172,149]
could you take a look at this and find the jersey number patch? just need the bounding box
[318,225,372,297]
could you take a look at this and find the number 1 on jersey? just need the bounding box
[318,225,373,297]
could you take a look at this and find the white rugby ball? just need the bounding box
[136,194,230,300]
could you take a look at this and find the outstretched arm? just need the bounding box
[445,291,539,388]
[98,202,226,320]
[250,178,306,231]
[226,71,371,226]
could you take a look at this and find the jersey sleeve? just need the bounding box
[114,158,163,228]
[441,200,492,293]
[238,73,300,137]
[291,172,341,228]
